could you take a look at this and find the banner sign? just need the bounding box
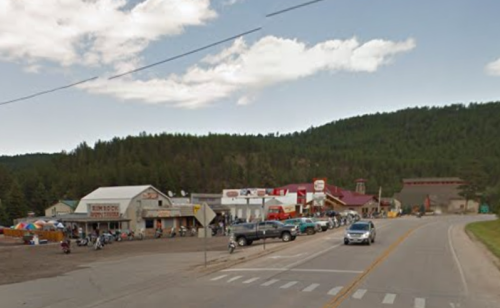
[89,204,120,218]
[223,188,289,198]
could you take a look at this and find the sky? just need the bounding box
[1,0,500,156]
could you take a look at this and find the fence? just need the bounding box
[4,229,64,242]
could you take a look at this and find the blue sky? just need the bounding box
[1,0,499,155]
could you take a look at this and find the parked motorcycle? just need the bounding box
[60,239,71,254]
[155,228,163,239]
[94,235,104,250]
[190,227,197,237]
[228,236,236,254]
[169,227,177,238]
[179,226,187,237]
[76,236,91,247]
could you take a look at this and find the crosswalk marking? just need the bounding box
[261,279,280,286]
[243,277,260,284]
[414,298,426,308]
[227,276,243,283]
[302,283,320,292]
[280,281,298,289]
[382,293,396,304]
[352,289,367,299]
[210,275,227,281]
[327,286,343,296]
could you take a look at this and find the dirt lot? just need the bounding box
[0,235,230,286]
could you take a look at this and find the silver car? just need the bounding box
[344,221,376,245]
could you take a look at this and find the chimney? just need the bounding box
[355,179,367,195]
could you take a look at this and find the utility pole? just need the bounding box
[378,186,382,213]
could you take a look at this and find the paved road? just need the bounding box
[1,215,499,308]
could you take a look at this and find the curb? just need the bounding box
[464,228,500,271]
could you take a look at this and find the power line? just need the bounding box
[109,27,262,80]
[1,0,330,106]
[266,0,328,18]
[0,76,98,106]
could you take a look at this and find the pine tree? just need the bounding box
[5,180,29,222]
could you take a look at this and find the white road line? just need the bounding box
[283,244,342,268]
[352,289,367,299]
[291,269,363,274]
[448,225,469,296]
[280,281,298,289]
[382,293,396,304]
[222,268,285,272]
[261,279,279,287]
[414,298,426,308]
[327,286,343,296]
[210,275,227,281]
[302,283,320,292]
[243,277,260,284]
[227,276,243,283]
[221,268,362,274]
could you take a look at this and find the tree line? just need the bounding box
[1,102,500,225]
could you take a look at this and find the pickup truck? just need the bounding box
[283,217,318,235]
[311,217,331,231]
[232,221,298,246]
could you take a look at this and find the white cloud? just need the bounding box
[81,36,416,108]
[223,0,244,6]
[486,58,500,76]
[0,0,216,68]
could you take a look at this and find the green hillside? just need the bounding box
[1,102,500,224]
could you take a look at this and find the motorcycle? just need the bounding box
[190,227,197,237]
[60,239,71,254]
[228,236,236,254]
[154,228,163,239]
[169,227,177,238]
[94,235,104,250]
[179,226,187,237]
[76,236,91,247]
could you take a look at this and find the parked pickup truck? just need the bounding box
[311,218,331,231]
[283,218,318,235]
[232,221,298,246]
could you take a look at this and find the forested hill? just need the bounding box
[1,102,500,223]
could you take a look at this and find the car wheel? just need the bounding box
[306,228,315,235]
[282,232,292,242]
[344,239,349,245]
[322,227,328,232]
[237,237,247,246]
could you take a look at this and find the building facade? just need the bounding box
[45,200,79,217]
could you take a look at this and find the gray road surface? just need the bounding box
[1,215,499,308]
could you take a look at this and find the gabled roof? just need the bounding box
[81,185,158,200]
[277,183,343,197]
[340,190,375,206]
[61,200,79,209]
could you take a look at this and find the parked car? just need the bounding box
[232,221,298,246]
[311,217,330,231]
[284,217,318,235]
[344,221,376,245]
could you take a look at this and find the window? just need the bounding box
[145,219,154,229]
[158,200,163,207]
[349,223,369,231]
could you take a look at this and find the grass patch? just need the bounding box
[466,219,500,260]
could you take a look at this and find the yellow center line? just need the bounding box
[322,225,421,308]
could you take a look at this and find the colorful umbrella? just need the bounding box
[15,223,26,230]
[48,220,58,224]
[35,220,46,225]
[25,223,38,230]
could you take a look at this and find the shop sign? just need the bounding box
[142,191,159,199]
[89,204,120,218]
[313,178,327,192]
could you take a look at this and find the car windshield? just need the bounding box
[268,209,280,213]
[349,224,369,231]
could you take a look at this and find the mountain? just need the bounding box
[1,102,500,223]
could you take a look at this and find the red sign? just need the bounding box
[297,187,307,205]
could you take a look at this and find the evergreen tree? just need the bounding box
[5,180,29,222]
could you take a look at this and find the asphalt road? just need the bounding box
[1,215,499,308]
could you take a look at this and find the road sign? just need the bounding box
[194,203,216,227]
